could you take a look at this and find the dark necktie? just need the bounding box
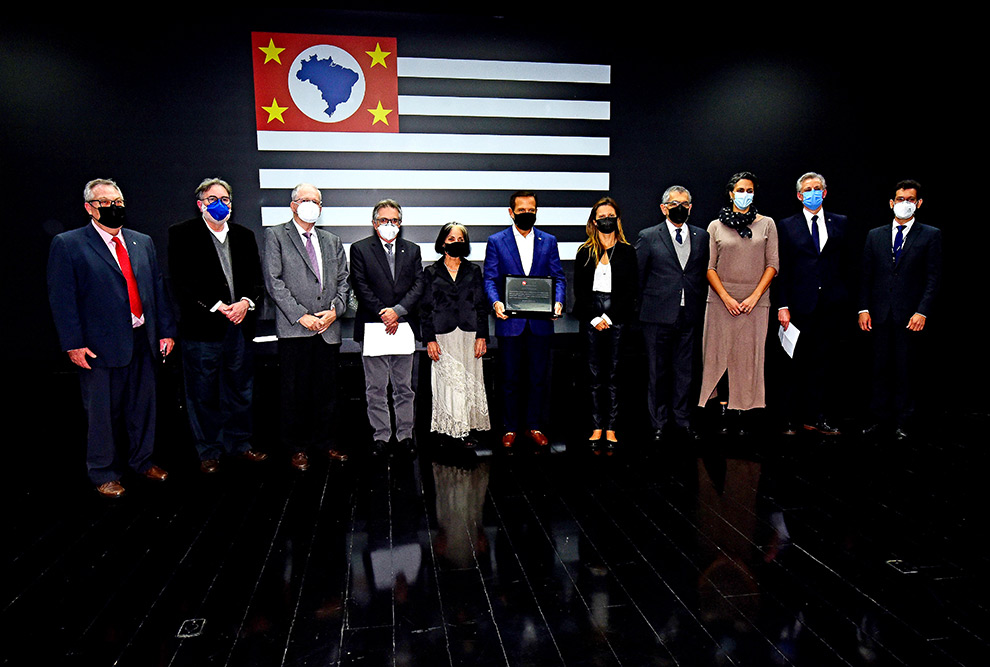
[386,242,395,278]
[893,225,905,262]
[675,227,683,245]
[303,232,321,287]
[811,214,821,255]
[111,236,143,320]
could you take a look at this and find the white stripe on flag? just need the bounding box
[259,169,609,191]
[257,131,608,155]
[397,95,609,120]
[341,241,584,262]
[397,57,610,84]
[261,206,592,227]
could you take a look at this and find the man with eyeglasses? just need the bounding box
[635,185,709,445]
[47,178,176,497]
[168,178,267,474]
[775,172,855,437]
[350,199,425,457]
[858,179,942,440]
[264,183,351,470]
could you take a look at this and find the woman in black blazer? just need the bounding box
[573,197,639,450]
[421,223,491,445]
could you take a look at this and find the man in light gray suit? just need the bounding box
[264,183,350,470]
[636,185,710,443]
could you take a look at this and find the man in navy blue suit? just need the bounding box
[48,179,176,497]
[776,172,854,435]
[858,179,941,440]
[484,191,566,448]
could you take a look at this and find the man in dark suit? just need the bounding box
[636,185,710,443]
[47,178,176,497]
[264,183,351,470]
[776,172,854,435]
[169,178,267,474]
[859,179,941,439]
[350,199,425,457]
[483,191,566,448]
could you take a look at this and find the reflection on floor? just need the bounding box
[3,371,987,666]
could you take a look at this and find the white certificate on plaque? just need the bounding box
[363,322,415,356]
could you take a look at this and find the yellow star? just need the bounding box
[367,101,393,126]
[366,42,391,68]
[258,38,285,64]
[262,98,289,123]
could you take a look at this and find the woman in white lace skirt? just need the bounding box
[421,223,491,443]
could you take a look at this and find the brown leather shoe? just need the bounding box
[291,452,309,471]
[96,480,125,497]
[200,459,219,474]
[143,465,169,482]
[528,430,549,446]
[240,449,269,462]
[502,432,516,448]
[327,448,349,462]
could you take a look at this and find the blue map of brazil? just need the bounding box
[296,54,360,119]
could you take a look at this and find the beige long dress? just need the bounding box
[698,215,779,410]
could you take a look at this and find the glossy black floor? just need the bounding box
[4,352,988,666]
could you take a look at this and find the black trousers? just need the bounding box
[585,321,622,430]
[278,335,339,452]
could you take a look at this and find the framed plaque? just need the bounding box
[504,274,556,319]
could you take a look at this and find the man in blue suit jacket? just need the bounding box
[858,180,941,440]
[776,172,855,435]
[484,191,565,448]
[47,179,176,497]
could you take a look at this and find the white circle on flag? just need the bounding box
[288,45,365,123]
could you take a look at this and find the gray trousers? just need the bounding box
[362,353,416,442]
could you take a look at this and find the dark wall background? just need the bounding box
[3,9,974,412]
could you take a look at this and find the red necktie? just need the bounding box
[111,236,144,320]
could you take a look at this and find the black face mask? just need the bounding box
[96,204,127,229]
[667,205,690,225]
[595,216,618,234]
[513,212,536,231]
[444,241,469,258]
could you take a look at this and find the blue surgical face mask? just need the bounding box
[802,189,824,211]
[205,199,230,223]
[732,191,754,210]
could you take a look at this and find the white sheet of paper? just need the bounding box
[363,322,415,356]
[778,322,800,358]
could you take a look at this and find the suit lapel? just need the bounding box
[286,223,321,282]
[84,224,124,276]
[896,224,921,266]
[372,238,395,283]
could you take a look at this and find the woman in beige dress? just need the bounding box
[698,172,779,434]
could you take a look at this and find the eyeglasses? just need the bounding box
[893,196,918,203]
[375,217,401,225]
[664,201,691,208]
[201,196,232,205]
[87,198,124,207]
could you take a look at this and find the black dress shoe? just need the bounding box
[653,429,664,442]
[398,437,417,457]
[861,423,884,437]
[782,422,799,436]
[370,440,387,457]
[804,420,841,436]
[684,426,703,442]
[894,427,911,441]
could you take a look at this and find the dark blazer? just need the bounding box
[483,226,566,337]
[635,222,709,325]
[47,223,176,367]
[168,217,263,341]
[263,221,350,344]
[776,211,852,316]
[572,242,639,324]
[350,234,425,342]
[420,258,490,343]
[859,222,942,325]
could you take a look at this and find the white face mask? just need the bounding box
[377,222,399,241]
[893,201,916,220]
[296,201,321,223]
